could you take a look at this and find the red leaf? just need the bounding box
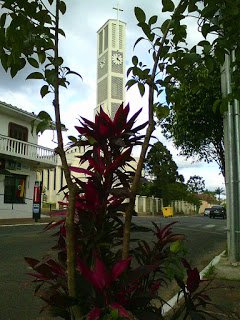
[187,268,200,293]
[182,258,192,271]
[77,257,104,291]
[85,181,101,210]
[69,166,95,177]
[111,257,132,282]
[113,103,129,133]
[95,255,109,289]
[27,273,52,281]
[105,148,132,176]
[87,307,102,320]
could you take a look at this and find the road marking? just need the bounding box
[203,224,216,229]
[0,223,49,227]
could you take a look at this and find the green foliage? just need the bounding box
[0,0,80,102]
[143,141,189,206]
[187,175,205,194]
[127,1,240,130]
[161,62,225,176]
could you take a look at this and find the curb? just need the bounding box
[161,251,226,316]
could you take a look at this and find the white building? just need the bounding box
[95,15,126,118]
[41,11,127,207]
[0,101,57,219]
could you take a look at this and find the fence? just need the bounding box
[135,195,197,216]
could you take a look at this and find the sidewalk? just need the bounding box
[204,253,240,319]
[162,252,240,319]
[0,214,57,226]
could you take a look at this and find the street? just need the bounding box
[0,215,227,320]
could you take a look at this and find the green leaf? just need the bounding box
[37,111,52,122]
[198,40,210,47]
[1,54,8,72]
[68,136,78,144]
[66,69,82,80]
[36,120,51,134]
[58,28,66,37]
[205,55,214,72]
[26,72,44,80]
[135,7,146,23]
[149,15,158,25]
[170,240,182,253]
[59,1,66,14]
[161,19,171,34]
[88,136,95,145]
[40,85,50,98]
[162,0,175,12]
[0,13,7,27]
[138,83,145,96]
[38,52,46,64]
[188,2,198,13]
[27,57,39,68]
[10,65,19,78]
[156,105,169,120]
[213,99,222,113]
[132,56,138,66]
[202,23,210,38]
[133,36,145,50]
[126,79,137,89]
[110,308,119,320]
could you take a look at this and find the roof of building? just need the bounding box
[0,101,40,120]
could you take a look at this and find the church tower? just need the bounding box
[95,6,126,119]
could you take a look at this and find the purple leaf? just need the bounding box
[87,307,102,320]
[69,166,95,177]
[187,268,200,293]
[111,257,132,282]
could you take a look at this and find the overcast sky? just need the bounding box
[0,0,225,192]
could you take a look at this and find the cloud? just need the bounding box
[0,1,224,191]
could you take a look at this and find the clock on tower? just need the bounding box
[95,7,126,119]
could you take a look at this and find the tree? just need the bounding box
[187,176,205,194]
[214,187,225,204]
[161,63,225,176]
[0,1,82,318]
[143,141,186,205]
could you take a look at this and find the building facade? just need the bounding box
[0,101,57,219]
[95,18,126,119]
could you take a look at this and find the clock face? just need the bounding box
[99,57,106,68]
[112,53,123,65]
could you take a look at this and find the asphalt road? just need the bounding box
[0,215,227,320]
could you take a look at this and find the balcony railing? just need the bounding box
[0,134,58,166]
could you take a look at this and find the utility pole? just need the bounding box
[221,51,240,262]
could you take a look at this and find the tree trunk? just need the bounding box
[122,0,185,260]
[53,1,82,318]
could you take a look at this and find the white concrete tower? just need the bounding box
[95,5,126,119]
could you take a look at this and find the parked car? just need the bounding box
[203,208,212,216]
[209,206,226,219]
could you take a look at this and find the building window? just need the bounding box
[104,25,108,50]
[99,30,103,55]
[60,168,64,189]
[4,174,26,203]
[9,123,28,142]
[47,169,50,190]
[53,168,56,191]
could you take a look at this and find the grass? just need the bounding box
[202,264,216,279]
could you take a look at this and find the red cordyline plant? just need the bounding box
[25,104,217,320]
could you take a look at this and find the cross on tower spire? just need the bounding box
[113,4,123,22]
[113,4,123,51]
